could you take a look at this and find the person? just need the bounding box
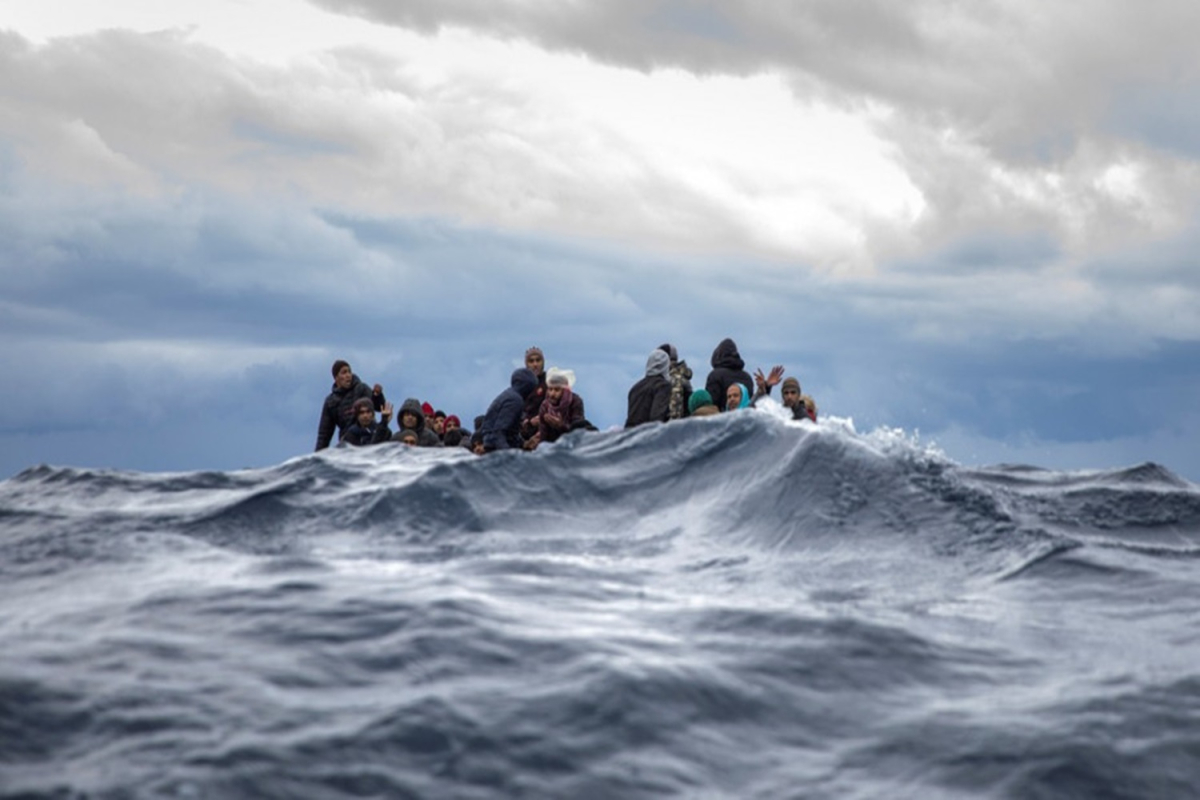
[391,398,442,447]
[687,389,720,417]
[339,397,394,446]
[315,359,386,451]
[519,347,548,443]
[481,368,540,452]
[421,402,438,435]
[443,428,467,448]
[724,382,752,412]
[395,429,420,447]
[800,392,818,423]
[659,343,693,420]
[535,367,588,446]
[443,414,466,439]
[469,431,487,455]
[625,349,672,428]
[433,410,447,439]
[705,338,754,413]
[755,371,817,422]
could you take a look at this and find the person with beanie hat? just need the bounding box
[315,360,386,450]
[753,369,817,422]
[520,347,548,442]
[625,349,673,428]
[687,389,720,417]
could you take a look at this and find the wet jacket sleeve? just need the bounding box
[315,402,337,451]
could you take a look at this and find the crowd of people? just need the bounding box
[315,340,818,454]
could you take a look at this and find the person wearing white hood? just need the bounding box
[625,349,673,428]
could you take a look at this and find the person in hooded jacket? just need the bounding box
[625,349,673,428]
[658,343,693,420]
[339,397,394,446]
[315,359,386,451]
[704,338,754,413]
[390,397,442,447]
[481,368,540,452]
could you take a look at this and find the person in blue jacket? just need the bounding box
[480,368,540,452]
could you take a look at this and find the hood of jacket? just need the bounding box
[398,397,427,431]
[511,368,539,399]
[710,338,745,371]
[645,349,671,379]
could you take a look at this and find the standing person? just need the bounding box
[519,347,548,442]
[658,342,693,420]
[536,368,587,446]
[315,359,386,451]
[625,349,672,428]
[481,368,540,452]
[339,398,394,446]
[704,338,754,413]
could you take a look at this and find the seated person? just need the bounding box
[339,398,393,446]
[391,398,443,447]
[535,368,587,446]
[724,382,752,412]
[687,389,720,417]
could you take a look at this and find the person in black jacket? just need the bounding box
[315,360,385,450]
[704,338,754,413]
[481,368,540,452]
[391,398,443,447]
[625,349,672,428]
[339,397,394,446]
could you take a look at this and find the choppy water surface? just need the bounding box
[3,408,1199,799]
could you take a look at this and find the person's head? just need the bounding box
[726,382,750,411]
[511,367,539,398]
[470,432,486,455]
[352,397,374,425]
[781,377,802,408]
[398,429,419,446]
[688,389,713,415]
[433,410,446,434]
[546,368,572,402]
[421,402,435,427]
[658,343,678,365]
[332,360,353,390]
[444,415,461,433]
[443,428,464,447]
[645,349,671,379]
[525,347,545,376]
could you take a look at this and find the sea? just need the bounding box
[2,404,1199,799]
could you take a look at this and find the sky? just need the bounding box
[1,0,1199,481]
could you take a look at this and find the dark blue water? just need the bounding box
[3,408,1199,799]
